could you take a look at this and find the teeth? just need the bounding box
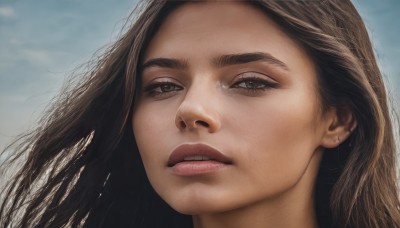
[183,155,212,161]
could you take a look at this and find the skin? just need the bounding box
[133,2,353,228]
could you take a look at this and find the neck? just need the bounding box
[192,197,318,228]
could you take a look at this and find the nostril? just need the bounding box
[179,121,186,129]
[195,120,209,128]
[176,118,211,130]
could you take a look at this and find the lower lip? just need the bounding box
[170,161,228,176]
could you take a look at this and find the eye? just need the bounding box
[231,73,278,94]
[234,80,269,90]
[144,82,183,98]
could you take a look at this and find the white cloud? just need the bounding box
[0,47,52,71]
[20,48,51,66]
[0,6,15,17]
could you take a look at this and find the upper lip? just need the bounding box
[167,143,232,167]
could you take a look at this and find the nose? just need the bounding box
[175,88,221,133]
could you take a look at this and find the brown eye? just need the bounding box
[232,77,277,91]
[144,82,183,98]
[234,80,269,90]
[156,84,182,93]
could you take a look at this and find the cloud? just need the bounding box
[0,6,15,17]
[19,48,52,66]
[0,46,52,72]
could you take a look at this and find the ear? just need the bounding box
[320,106,357,148]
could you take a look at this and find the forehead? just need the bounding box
[143,2,314,75]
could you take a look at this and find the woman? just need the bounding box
[1,0,399,227]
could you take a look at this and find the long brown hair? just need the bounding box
[1,1,399,227]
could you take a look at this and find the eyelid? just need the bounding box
[143,81,180,91]
[228,71,280,96]
[142,77,184,98]
[142,75,181,87]
[141,67,187,85]
[233,71,278,84]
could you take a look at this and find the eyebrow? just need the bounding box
[141,52,289,71]
[213,52,289,71]
[141,58,189,70]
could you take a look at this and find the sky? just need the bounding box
[0,0,399,150]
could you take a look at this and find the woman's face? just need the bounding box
[133,2,330,215]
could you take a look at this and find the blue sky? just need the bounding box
[0,0,399,149]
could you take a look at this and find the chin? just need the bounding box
[172,204,222,216]
[166,196,233,215]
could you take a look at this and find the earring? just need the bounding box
[337,136,341,143]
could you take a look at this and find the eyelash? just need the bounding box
[231,76,278,94]
[143,75,278,98]
[144,81,183,97]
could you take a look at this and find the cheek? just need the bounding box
[132,102,195,206]
[226,89,321,189]
[132,102,179,178]
[133,101,176,141]
[229,90,318,144]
